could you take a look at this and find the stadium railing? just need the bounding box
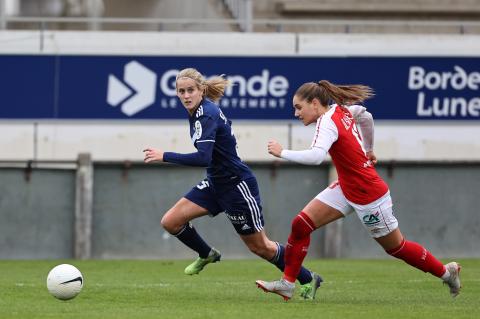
[1,15,480,34]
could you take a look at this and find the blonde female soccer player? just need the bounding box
[144,68,322,299]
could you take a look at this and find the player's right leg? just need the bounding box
[223,177,324,298]
[161,180,223,275]
[183,247,222,276]
[240,232,323,299]
[255,193,345,300]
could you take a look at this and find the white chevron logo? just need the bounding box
[107,61,157,116]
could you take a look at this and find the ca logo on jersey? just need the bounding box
[192,120,203,142]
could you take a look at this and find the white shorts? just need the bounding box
[315,181,399,238]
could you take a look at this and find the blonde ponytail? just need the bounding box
[204,75,230,102]
[176,68,230,102]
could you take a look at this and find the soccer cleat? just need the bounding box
[184,248,221,275]
[443,261,461,298]
[300,272,323,300]
[255,279,295,301]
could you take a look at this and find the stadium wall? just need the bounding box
[0,30,479,162]
[1,162,479,259]
[1,31,479,259]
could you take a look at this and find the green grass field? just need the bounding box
[0,259,478,319]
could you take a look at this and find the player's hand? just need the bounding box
[143,147,164,163]
[366,151,377,165]
[267,140,283,158]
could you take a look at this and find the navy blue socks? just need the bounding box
[173,222,211,258]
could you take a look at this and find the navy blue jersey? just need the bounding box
[163,98,253,188]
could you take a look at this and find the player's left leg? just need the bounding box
[377,228,461,297]
[354,192,461,297]
[378,228,461,297]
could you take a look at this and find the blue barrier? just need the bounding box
[1,55,479,120]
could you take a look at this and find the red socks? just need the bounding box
[284,212,316,282]
[387,238,446,278]
[284,212,446,282]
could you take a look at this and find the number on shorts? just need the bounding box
[196,180,210,190]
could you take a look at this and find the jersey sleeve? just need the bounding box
[163,115,216,167]
[348,105,374,152]
[280,116,337,165]
[347,104,366,118]
[311,116,338,152]
[193,115,217,144]
[163,142,214,167]
[281,147,327,165]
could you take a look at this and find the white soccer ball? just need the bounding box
[46,264,84,300]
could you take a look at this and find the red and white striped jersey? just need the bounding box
[312,105,388,204]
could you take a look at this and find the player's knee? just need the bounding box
[290,212,315,240]
[160,213,181,234]
[246,242,271,259]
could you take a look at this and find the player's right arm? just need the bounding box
[143,147,164,163]
[268,140,327,165]
[269,117,338,165]
[143,142,214,167]
[144,116,216,167]
[162,141,214,167]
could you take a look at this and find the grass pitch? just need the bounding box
[0,259,478,319]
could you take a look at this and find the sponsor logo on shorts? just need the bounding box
[227,214,246,225]
[363,211,381,226]
[241,224,251,231]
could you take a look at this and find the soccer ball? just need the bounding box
[46,264,84,300]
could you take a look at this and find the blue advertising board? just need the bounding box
[1,55,479,120]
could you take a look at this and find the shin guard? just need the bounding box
[284,211,316,282]
[387,239,446,278]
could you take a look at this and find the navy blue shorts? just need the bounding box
[184,177,264,235]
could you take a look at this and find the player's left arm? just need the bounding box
[349,104,377,164]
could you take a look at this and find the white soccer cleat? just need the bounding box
[443,262,461,298]
[256,279,295,301]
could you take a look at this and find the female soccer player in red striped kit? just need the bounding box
[255,80,461,301]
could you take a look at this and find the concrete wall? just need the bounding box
[1,162,478,259]
[90,163,329,259]
[0,168,76,258]
[15,0,236,32]
[342,163,480,258]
